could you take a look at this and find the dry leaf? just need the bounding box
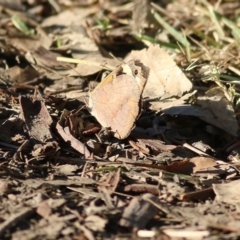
[132,0,156,31]
[164,157,217,175]
[130,130,177,152]
[124,184,159,195]
[41,8,98,27]
[68,52,120,77]
[195,87,238,136]
[8,34,51,52]
[119,193,159,228]
[84,215,107,232]
[98,169,120,193]
[179,187,215,201]
[28,46,70,70]
[36,200,52,219]
[56,164,78,176]
[56,109,90,158]
[0,180,10,195]
[5,65,39,83]
[128,45,192,99]
[213,179,240,204]
[19,96,59,156]
[20,96,54,142]
[150,92,196,111]
[163,229,209,239]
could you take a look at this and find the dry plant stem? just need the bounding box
[179,187,214,201]
[49,86,83,95]
[0,161,8,167]
[207,223,240,233]
[48,0,61,13]
[182,142,211,156]
[151,2,176,20]
[187,35,210,56]
[74,222,95,240]
[98,187,115,208]
[225,139,240,153]
[81,161,89,178]
[33,86,38,101]
[170,138,210,156]
[64,206,83,221]
[71,105,86,115]
[0,141,18,149]
[0,166,26,179]
[52,156,90,164]
[113,191,134,198]
[85,160,169,172]
[67,187,100,198]
[228,66,240,77]
[95,133,103,143]
[0,208,35,236]
[57,57,115,71]
[144,197,182,220]
[23,75,46,85]
[12,84,39,90]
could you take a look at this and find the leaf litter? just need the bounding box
[0,0,240,239]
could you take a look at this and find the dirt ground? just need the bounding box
[1,0,240,239]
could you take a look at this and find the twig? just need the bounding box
[0,208,35,236]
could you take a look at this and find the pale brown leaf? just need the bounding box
[128,45,192,99]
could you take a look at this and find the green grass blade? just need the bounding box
[11,15,34,35]
[207,6,225,39]
[214,11,240,40]
[133,32,180,49]
[152,10,190,48]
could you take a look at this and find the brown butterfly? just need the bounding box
[89,60,149,139]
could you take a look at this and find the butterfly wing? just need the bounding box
[89,60,148,139]
[89,75,142,139]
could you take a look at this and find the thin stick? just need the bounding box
[56,57,115,71]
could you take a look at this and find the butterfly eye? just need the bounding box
[134,69,138,75]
